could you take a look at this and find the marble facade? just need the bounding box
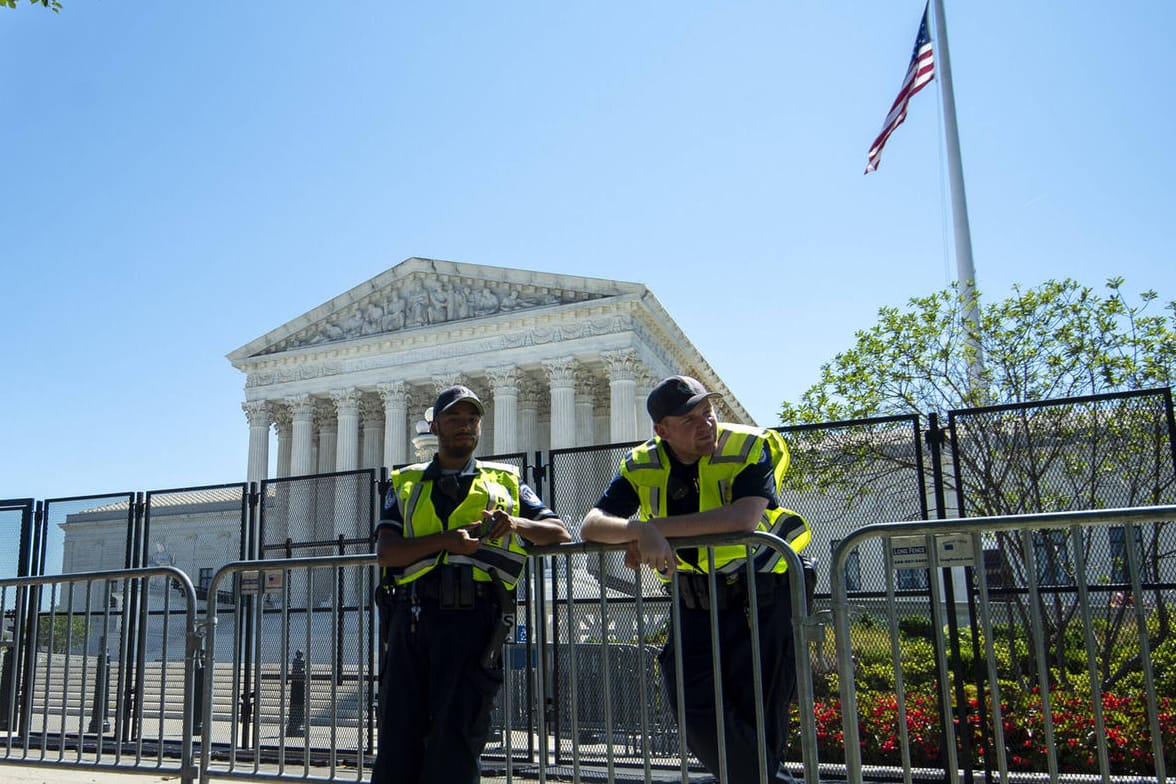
[229,257,755,482]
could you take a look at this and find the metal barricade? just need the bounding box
[194,535,815,784]
[831,505,1176,784]
[197,554,378,784]
[529,531,817,784]
[0,566,199,784]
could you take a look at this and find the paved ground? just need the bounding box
[2,766,182,784]
[0,762,720,783]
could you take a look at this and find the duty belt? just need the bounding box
[408,569,512,610]
[673,572,789,611]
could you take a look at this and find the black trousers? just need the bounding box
[372,596,504,784]
[658,581,797,784]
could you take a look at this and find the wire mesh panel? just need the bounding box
[777,416,928,595]
[942,389,1176,781]
[0,500,34,581]
[547,441,646,599]
[259,471,376,613]
[143,484,248,606]
[41,494,136,577]
[948,389,1176,519]
[260,470,377,557]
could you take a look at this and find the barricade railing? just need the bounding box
[830,505,1176,784]
[528,531,817,784]
[194,533,815,784]
[198,553,380,784]
[0,566,199,784]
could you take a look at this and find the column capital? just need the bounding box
[601,349,643,381]
[314,399,338,432]
[431,373,461,388]
[331,388,363,416]
[486,365,520,394]
[360,394,385,425]
[541,356,578,387]
[271,403,292,433]
[575,368,598,398]
[242,400,272,427]
[286,394,316,421]
[376,380,407,401]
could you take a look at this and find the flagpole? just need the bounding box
[930,0,985,394]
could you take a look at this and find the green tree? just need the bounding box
[780,278,1176,694]
[780,278,1175,424]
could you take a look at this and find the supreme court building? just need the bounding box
[57,257,752,614]
[229,257,754,481]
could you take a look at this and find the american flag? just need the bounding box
[865,4,935,174]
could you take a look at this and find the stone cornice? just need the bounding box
[238,304,639,390]
[227,257,645,365]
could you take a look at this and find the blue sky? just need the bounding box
[2,2,1173,503]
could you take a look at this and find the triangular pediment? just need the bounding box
[228,257,644,362]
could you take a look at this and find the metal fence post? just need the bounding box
[0,635,12,732]
[87,640,111,734]
[191,658,204,736]
[286,649,306,737]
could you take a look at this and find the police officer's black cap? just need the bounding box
[646,375,721,423]
[433,384,484,416]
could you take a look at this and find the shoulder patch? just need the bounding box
[519,484,542,507]
[383,485,398,513]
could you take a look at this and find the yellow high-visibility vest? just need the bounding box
[388,461,529,589]
[620,424,810,577]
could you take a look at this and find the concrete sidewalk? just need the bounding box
[0,763,528,783]
[1,766,183,784]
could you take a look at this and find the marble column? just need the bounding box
[487,365,520,455]
[516,381,540,458]
[636,367,657,434]
[603,350,642,442]
[243,400,271,485]
[288,395,316,477]
[332,389,362,472]
[574,371,596,448]
[315,400,338,474]
[543,357,578,450]
[331,389,363,556]
[273,406,293,478]
[378,381,409,468]
[591,379,611,444]
[360,396,385,470]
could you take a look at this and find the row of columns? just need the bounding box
[243,352,656,484]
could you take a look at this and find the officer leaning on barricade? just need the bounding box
[580,375,812,784]
[372,385,570,784]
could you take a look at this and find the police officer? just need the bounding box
[580,375,811,784]
[373,385,569,784]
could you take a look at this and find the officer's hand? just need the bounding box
[450,526,483,554]
[479,509,516,542]
[636,525,676,575]
[623,542,641,570]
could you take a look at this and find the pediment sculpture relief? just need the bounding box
[263,275,606,355]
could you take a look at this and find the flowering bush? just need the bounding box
[801,689,1176,776]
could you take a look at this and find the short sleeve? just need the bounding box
[592,471,640,519]
[730,442,778,506]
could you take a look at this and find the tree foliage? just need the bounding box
[1,0,61,11]
[778,278,1176,697]
[780,278,1176,424]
